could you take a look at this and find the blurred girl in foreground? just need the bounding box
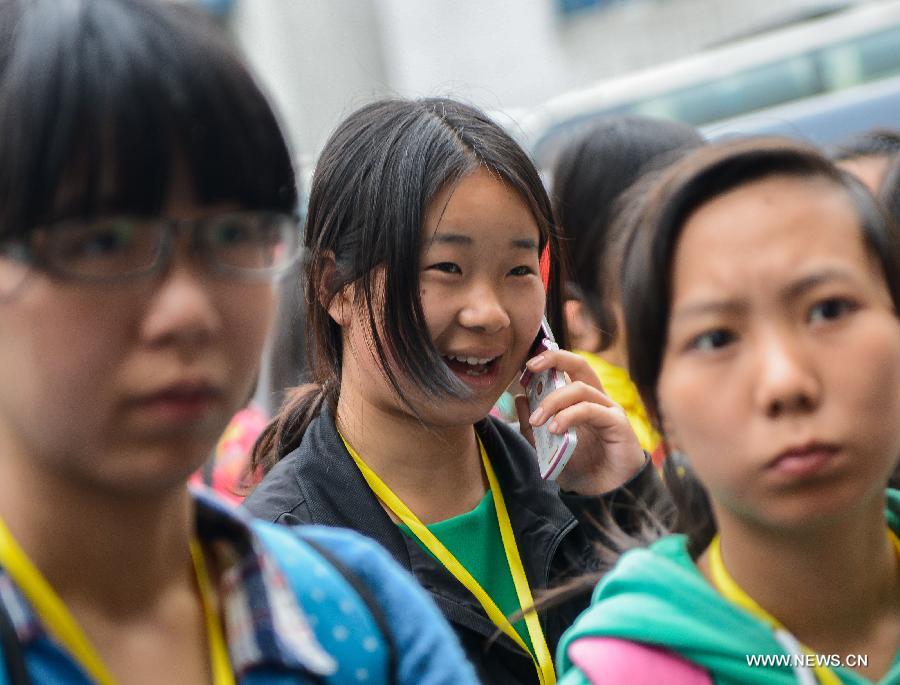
[0,1,475,683]
[557,139,900,684]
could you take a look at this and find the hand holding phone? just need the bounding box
[519,319,578,480]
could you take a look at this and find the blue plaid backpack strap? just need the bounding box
[250,521,395,685]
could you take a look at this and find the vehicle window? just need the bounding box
[529,19,900,171]
[628,54,822,125]
[820,25,900,89]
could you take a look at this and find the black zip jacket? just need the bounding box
[242,407,668,685]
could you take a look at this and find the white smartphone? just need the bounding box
[519,317,578,480]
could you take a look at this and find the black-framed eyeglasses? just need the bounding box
[0,211,302,286]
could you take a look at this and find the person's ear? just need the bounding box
[321,252,353,327]
[563,298,601,352]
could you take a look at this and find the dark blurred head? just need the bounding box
[551,116,702,351]
[0,0,297,239]
[831,128,900,192]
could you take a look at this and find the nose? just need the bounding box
[457,281,511,335]
[753,326,821,419]
[139,245,222,355]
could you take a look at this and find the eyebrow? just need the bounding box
[429,233,538,250]
[779,268,858,301]
[671,268,862,321]
[671,299,747,321]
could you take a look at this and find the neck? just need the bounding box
[335,387,488,524]
[598,337,627,369]
[0,450,196,619]
[701,497,898,653]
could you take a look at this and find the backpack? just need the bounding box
[251,521,397,684]
[0,523,396,685]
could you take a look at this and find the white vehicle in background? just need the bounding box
[507,0,900,172]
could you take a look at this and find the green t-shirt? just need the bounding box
[397,489,534,654]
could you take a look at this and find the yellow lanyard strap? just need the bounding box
[709,532,900,685]
[0,516,117,685]
[0,515,233,685]
[190,539,236,685]
[342,433,556,685]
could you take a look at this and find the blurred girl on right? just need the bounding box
[557,138,900,684]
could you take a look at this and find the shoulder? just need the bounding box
[251,521,438,632]
[241,448,312,523]
[241,407,346,523]
[286,525,404,575]
[285,525,437,617]
[254,523,479,685]
[565,637,713,685]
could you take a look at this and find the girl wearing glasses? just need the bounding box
[0,1,476,683]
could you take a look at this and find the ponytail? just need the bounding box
[251,381,338,475]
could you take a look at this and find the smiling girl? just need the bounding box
[243,98,668,684]
[556,138,900,685]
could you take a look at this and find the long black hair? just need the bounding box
[252,97,567,473]
[0,0,297,239]
[551,116,702,350]
[620,137,900,555]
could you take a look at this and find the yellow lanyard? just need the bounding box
[190,539,236,685]
[342,433,556,685]
[0,516,234,685]
[709,531,900,685]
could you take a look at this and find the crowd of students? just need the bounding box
[0,1,896,684]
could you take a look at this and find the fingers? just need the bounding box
[546,401,630,439]
[525,348,608,394]
[527,378,619,432]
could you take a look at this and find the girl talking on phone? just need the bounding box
[556,139,900,684]
[243,98,668,685]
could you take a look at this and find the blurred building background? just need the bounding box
[197,0,867,163]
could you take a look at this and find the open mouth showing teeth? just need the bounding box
[442,354,499,377]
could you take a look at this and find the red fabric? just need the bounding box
[540,244,551,289]
[568,637,712,685]
[189,405,267,504]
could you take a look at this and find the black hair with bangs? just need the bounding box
[0,0,296,239]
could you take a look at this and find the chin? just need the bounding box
[421,397,502,429]
[93,446,210,497]
[752,478,884,533]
